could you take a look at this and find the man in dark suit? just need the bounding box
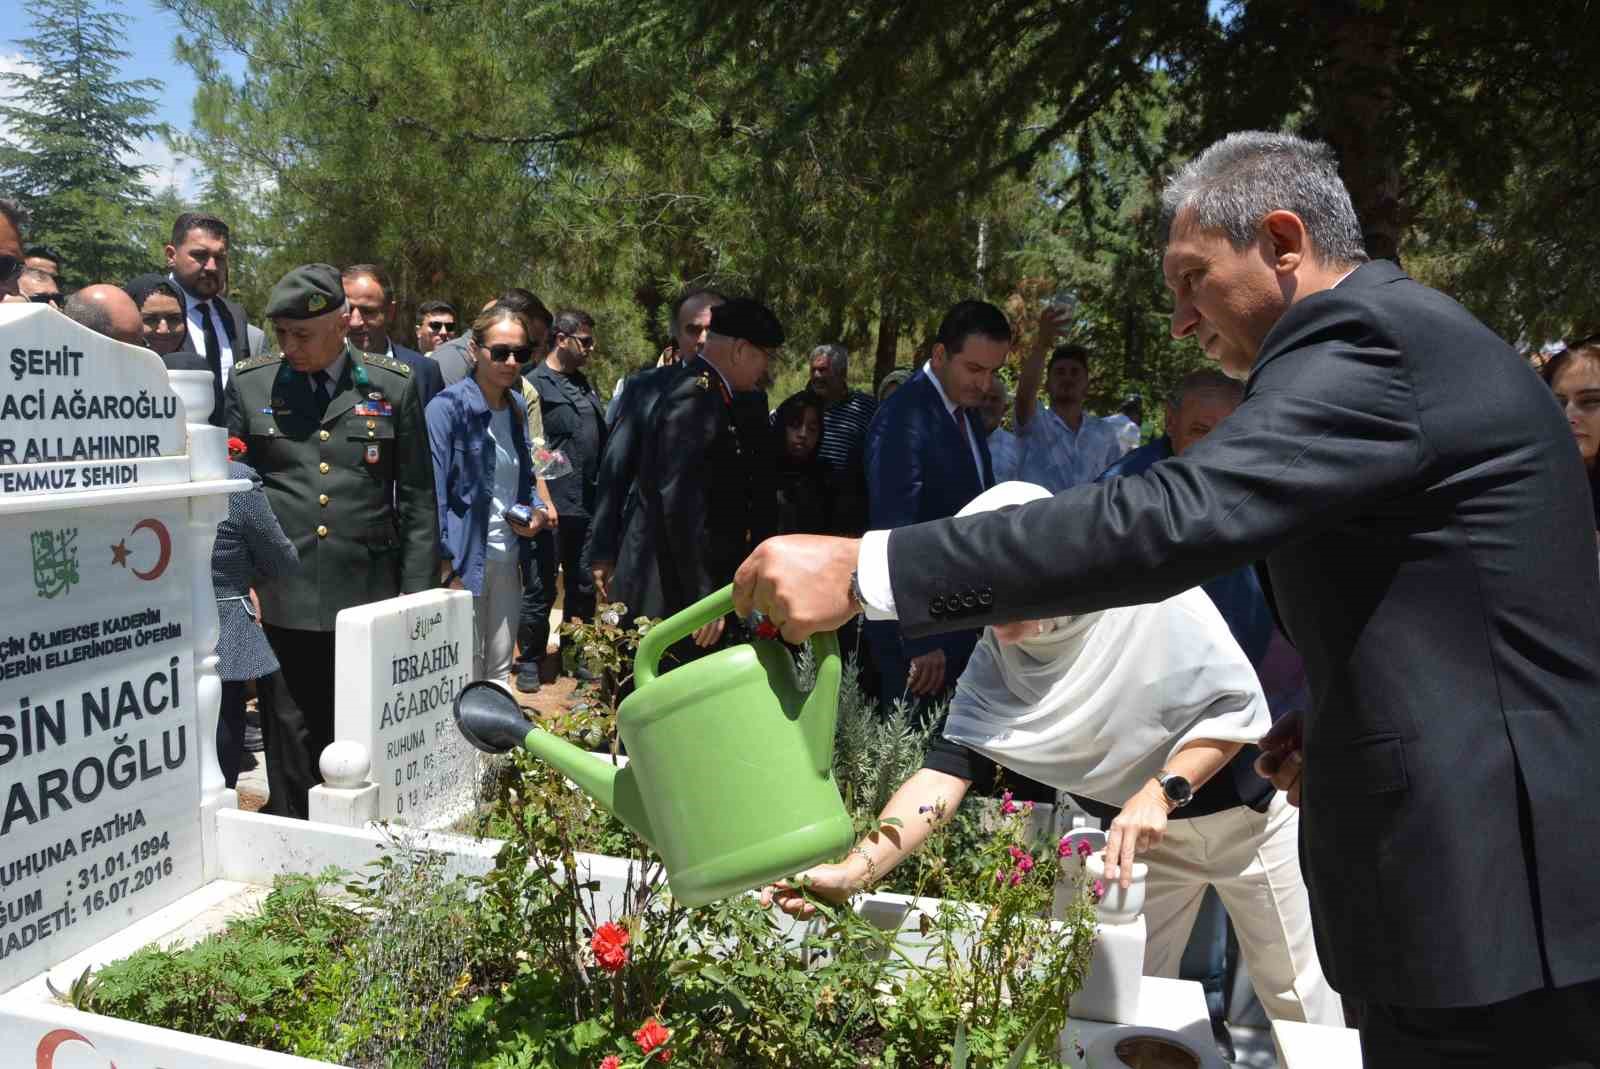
[167,211,252,426]
[736,131,1600,1066]
[341,263,445,411]
[611,298,778,658]
[589,289,725,602]
[862,300,1005,710]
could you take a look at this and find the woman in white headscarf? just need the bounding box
[765,482,1343,1029]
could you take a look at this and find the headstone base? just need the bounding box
[307,782,380,827]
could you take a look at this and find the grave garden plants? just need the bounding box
[62,727,1100,1068]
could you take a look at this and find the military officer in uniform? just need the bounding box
[611,298,779,662]
[225,263,438,819]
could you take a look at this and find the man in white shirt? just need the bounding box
[1012,318,1123,491]
[166,211,252,425]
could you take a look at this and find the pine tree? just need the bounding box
[0,0,169,285]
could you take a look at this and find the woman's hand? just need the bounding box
[507,507,547,539]
[1104,779,1171,889]
[760,862,860,919]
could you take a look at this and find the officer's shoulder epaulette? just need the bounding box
[361,353,412,377]
[232,352,283,374]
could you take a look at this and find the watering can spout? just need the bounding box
[452,681,655,846]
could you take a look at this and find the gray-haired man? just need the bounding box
[807,343,877,533]
[737,130,1600,1066]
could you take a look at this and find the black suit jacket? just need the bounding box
[174,287,252,427]
[865,369,993,673]
[589,365,677,568]
[389,342,444,412]
[887,261,1600,1008]
[611,359,775,620]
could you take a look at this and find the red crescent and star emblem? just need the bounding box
[109,518,172,581]
[35,1028,119,1069]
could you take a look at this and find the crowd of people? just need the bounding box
[5,122,1600,1067]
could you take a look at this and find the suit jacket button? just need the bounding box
[316,525,329,538]
[978,590,993,607]
[961,592,977,609]
[318,462,330,474]
[318,429,330,441]
[930,596,945,614]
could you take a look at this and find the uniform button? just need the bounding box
[318,462,330,474]
[318,494,329,506]
[366,420,376,429]
[318,430,330,441]
[267,427,277,436]
[316,525,329,538]
[368,430,376,439]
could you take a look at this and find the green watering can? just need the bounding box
[453,585,854,907]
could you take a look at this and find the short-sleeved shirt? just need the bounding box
[1015,406,1124,491]
[816,391,877,471]
[988,427,1021,483]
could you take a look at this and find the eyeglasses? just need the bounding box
[560,332,596,350]
[142,313,185,329]
[422,320,455,334]
[0,255,20,280]
[28,292,62,306]
[484,344,533,364]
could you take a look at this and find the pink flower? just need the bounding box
[1057,836,1072,858]
[1023,800,1035,814]
[994,867,1007,885]
[1009,871,1023,887]
[599,1058,622,1069]
[1017,854,1035,873]
[1007,845,1024,861]
[1091,879,1105,901]
[1077,839,1093,859]
[999,789,1018,816]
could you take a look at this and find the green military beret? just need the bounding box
[265,263,345,320]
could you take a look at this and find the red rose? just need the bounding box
[591,922,630,973]
[226,436,248,460]
[598,1058,621,1069]
[633,1018,671,1055]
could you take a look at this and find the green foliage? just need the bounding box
[0,0,172,285]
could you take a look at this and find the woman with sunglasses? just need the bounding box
[425,304,549,682]
[122,273,193,362]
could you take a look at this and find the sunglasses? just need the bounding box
[559,332,596,350]
[484,344,533,364]
[142,313,185,329]
[28,292,62,306]
[0,255,20,280]
[422,320,455,333]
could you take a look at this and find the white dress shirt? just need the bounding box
[919,362,986,484]
[173,278,236,386]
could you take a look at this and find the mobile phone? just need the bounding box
[505,503,535,527]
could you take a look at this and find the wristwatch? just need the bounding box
[1155,771,1193,810]
[847,569,865,617]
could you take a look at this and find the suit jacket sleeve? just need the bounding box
[653,384,721,605]
[588,398,639,564]
[866,393,946,659]
[395,378,441,593]
[888,303,1429,640]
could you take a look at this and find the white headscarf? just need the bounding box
[942,482,1271,807]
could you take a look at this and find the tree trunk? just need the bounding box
[1306,0,1405,264]
[873,297,900,391]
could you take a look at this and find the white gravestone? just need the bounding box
[0,304,242,990]
[333,589,476,827]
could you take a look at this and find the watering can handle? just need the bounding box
[633,584,839,688]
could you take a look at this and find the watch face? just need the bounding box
[1163,775,1192,803]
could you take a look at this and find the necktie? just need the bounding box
[954,407,982,487]
[312,370,333,419]
[197,300,226,426]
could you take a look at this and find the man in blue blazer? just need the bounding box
[862,300,1007,710]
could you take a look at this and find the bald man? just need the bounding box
[63,285,144,344]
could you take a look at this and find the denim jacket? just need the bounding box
[425,377,539,594]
